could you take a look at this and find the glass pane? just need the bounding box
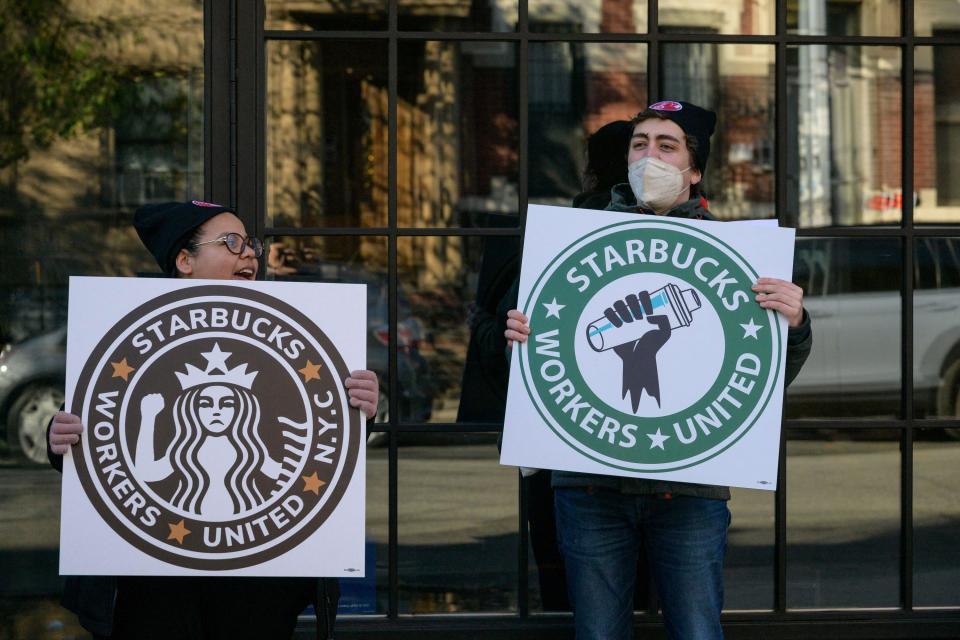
[0,0,203,628]
[915,46,960,223]
[397,236,487,423]
[398,434,518,612]
[914,431,960,607]
[914,238,960,418]
[660,0,774,35]
[529,0,648,33]
[266,1,388,30]
[725,489,774,610]
[399,0,518,31]
[786,238,902,419]
[914,2,960,37]
[659,44,776,220]
[786,430,900,608]
[265,236,390,421]
[528,43,647,208]
[398,41,518,227]
[339,438,389,613]
[787,46,902,227]
[266,40,388,228]
[788,0,901,36]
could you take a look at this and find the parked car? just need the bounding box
[787,236,960,429]
[0,327,67,464]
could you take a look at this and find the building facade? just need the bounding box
[1,0,958,637]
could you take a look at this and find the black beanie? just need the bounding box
[133,200,237,275]
[645,101,717,174]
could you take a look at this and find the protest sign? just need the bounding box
[60,277,365,576]
[501,205,795,490]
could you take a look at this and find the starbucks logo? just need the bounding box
[71,285,360,569]
[519,219,781,472]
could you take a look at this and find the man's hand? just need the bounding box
[752,278,804,327]
[49,412,83,456]
[346,370,379,419]
[505,309,530,348]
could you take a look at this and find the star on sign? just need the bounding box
[167,519,191,544]
[110,358,135,382]
[202,343,232,372]
[302,471,327,495]
[740,318,763,339]
[299,360,323,383]
[543,298,565,319]
[648,428,670,450]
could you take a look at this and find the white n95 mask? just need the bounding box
[627,157,691,213]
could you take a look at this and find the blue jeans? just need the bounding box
[554,488,730,640]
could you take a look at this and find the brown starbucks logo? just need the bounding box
[71,285,361,570]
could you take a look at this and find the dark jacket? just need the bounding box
[550,185,813,500]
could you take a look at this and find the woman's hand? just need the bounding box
[49,412,83,456]
[505,309,531,348]
[346,370,379,419]
[752,278,805,327]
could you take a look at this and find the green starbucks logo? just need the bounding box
[519,219,782,472]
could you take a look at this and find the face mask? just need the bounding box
[627,157,691,213]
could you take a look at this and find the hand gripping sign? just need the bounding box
[501,205,795,490]
[60,277,366,576]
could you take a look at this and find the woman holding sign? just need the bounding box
[48,200,378,639]
[506,101,812,640]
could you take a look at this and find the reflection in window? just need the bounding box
[786,239,902,419]
[528,43,647,206]
[266,0,388,30]
[399,0,517,31]
[528,0,647,34]
[113,75,204,208]
[660,0,773,35]
[398,41,518,227]
[397,236,490,423]
[724,489,774,610]
[265,236,393,422]
[786,431,900,609]
[913,238,960,420]
[788,0,900,36]
[398,434,517,612]
[914,1,960,37]
[787,46,902,227]
[913,433,960,607]
[266,40,388,228]
[915,45,960,223]
[660,44,775,220]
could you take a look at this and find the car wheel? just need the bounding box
[6,383,64,464]
[938,360,960,441]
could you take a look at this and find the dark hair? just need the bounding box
[630,109,704,198]
[582,120,633,193]
[170,226,206,277]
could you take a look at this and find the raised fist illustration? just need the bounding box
[604,291,672,412]
[140,393,165,418]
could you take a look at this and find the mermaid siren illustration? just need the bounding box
[134,343,302,519]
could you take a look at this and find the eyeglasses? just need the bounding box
[193,233,264,258]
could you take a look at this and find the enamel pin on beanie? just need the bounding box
[647,101,717,174]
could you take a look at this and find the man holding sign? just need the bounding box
[504,102,812,640]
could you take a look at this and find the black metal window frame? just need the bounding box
[200,1,960,637]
